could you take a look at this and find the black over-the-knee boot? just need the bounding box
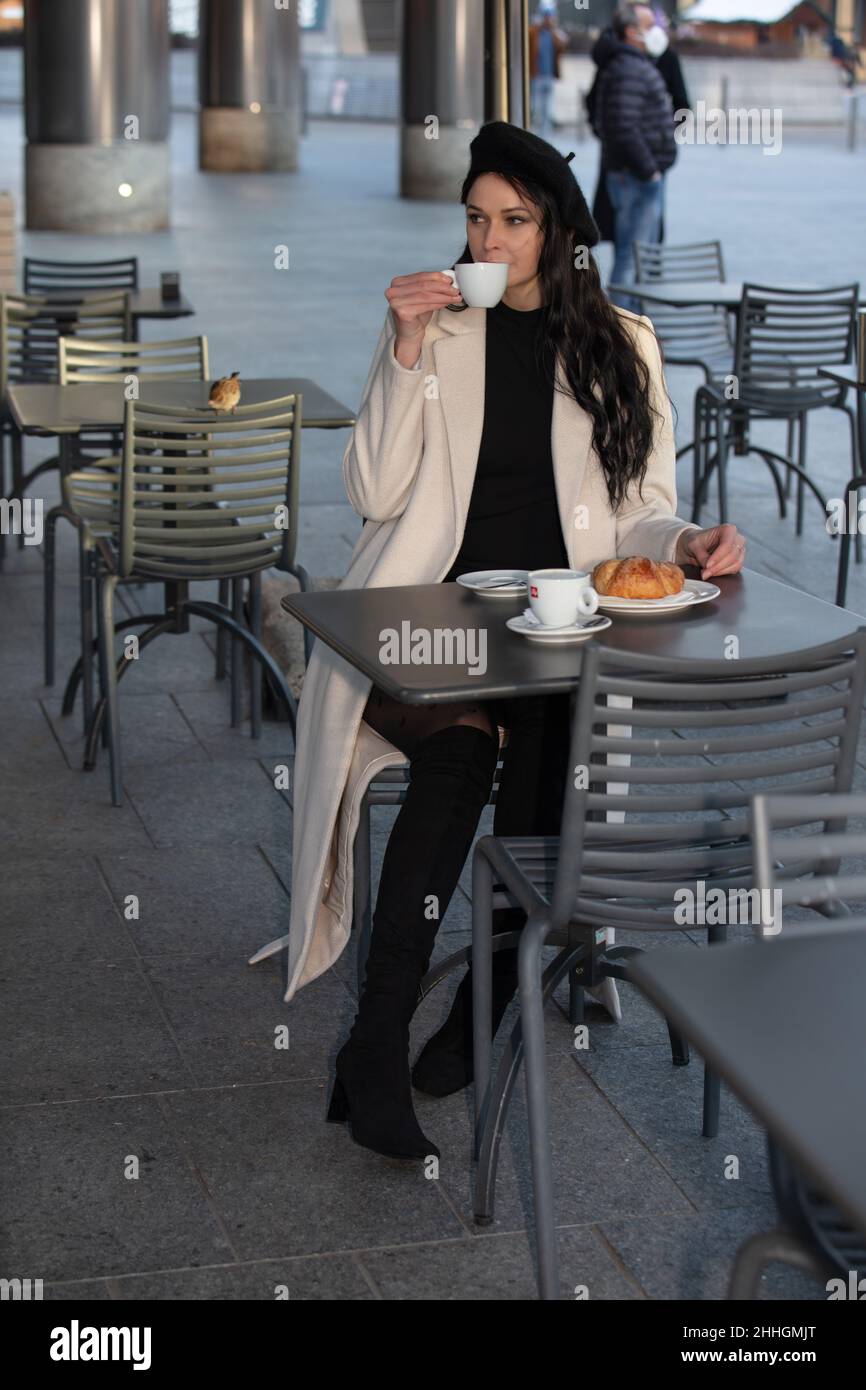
[327,723,498,1160]
[412,692,571,1098]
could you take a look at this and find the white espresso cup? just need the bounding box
[528,568,599,627]
[442,262,509,308]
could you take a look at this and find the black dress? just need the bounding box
[442,297,570,582]
[443,298,571,838]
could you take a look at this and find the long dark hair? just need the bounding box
[448,172,664,511]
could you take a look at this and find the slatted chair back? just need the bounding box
[545,632,866,934]
[735,282,859,408]
[632,240,731,370]
[116,394,302,581]
[23,256,139,295]
[60,333,208,385]
[751,791,866,938]
[1,290,131,393]
[60,338,207,514]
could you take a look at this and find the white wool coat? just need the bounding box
[253,303,701,1000]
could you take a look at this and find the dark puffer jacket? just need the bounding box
[595,40,677,182]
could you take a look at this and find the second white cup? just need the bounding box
[528,569,599,627]
[442,262,509,308]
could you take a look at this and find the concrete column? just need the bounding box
[400,0,530,203]
[24,0,170,232]
[199,0,301,172]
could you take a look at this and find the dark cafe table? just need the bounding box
[5,377,357,438]
[281,567,862,704]
[33,286,196,336]
[606,280,827,314]
[628,929,866,1282]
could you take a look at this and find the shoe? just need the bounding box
[412,907,525,1097]
[327,1038,439,1160]
[327,723,498,1160]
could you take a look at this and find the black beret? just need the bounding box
[460,120,599,249]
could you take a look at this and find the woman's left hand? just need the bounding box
[676,524,747,580]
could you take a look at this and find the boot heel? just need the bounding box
[326,1075,349,1123]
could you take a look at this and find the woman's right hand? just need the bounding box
[385,270,462,342]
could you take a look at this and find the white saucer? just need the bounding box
[506,611,612,643]
[596,580,720,614]
[456,569,528,598]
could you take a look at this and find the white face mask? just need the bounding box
[643,24,670,58]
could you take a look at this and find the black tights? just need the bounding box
[362,685,572,840]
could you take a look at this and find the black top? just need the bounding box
[443,299,569,582]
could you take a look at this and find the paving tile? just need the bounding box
[0,855,136,968]
[576,1051,774,1212]
[163,1079,467,1260]
[142,954,353,1087]
[600,1206,825,1301]
[106,1255,375,1300]
[358,1225,641,1301]
[0,958,193,1105]
[96,846,292,962]
[0,1095,235,1282]
[43,691,207,770]
[0,767,155,857]
[123,760,291,847]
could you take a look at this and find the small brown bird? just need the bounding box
[208,370,242,414]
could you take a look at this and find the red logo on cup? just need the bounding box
[530,584,538,598]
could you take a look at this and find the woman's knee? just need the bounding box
[427,703,497,743]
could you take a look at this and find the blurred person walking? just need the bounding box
[529,4,568,135]
[594,3,677,310]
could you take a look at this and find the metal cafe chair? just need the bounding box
[0,289,131,565]
[692,281,860,532]
[724,791,866,1298]
[632,239,734,386]
[469,632,866,1299]
[82,394,305,805]
[44,333,214,731]
[631,240,736,476]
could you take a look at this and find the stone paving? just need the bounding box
[1,110,865,1300]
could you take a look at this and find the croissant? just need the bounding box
[592,556,685,599]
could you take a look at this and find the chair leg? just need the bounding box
[79,537,96,734]
[715,405,729,525]
[11,427,24,551]
[96,574,123,807]
[44,508,58,686]
[795,412,808,538]
[519,911,560,1300]
[702,921,727,1138]
[216,578,229,679]
[248,571,262,739]
[230,577,243,727]
[568,969,584,1025]
[783,417,796,500]
[0,426,6,571]
[842,403,864,566]
[472,848,495,1160]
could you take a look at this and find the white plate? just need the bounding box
[506,613,612,643]
[456,569,528,597]
[595,580,721,614]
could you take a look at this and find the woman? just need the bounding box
[268,121,746,1164]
